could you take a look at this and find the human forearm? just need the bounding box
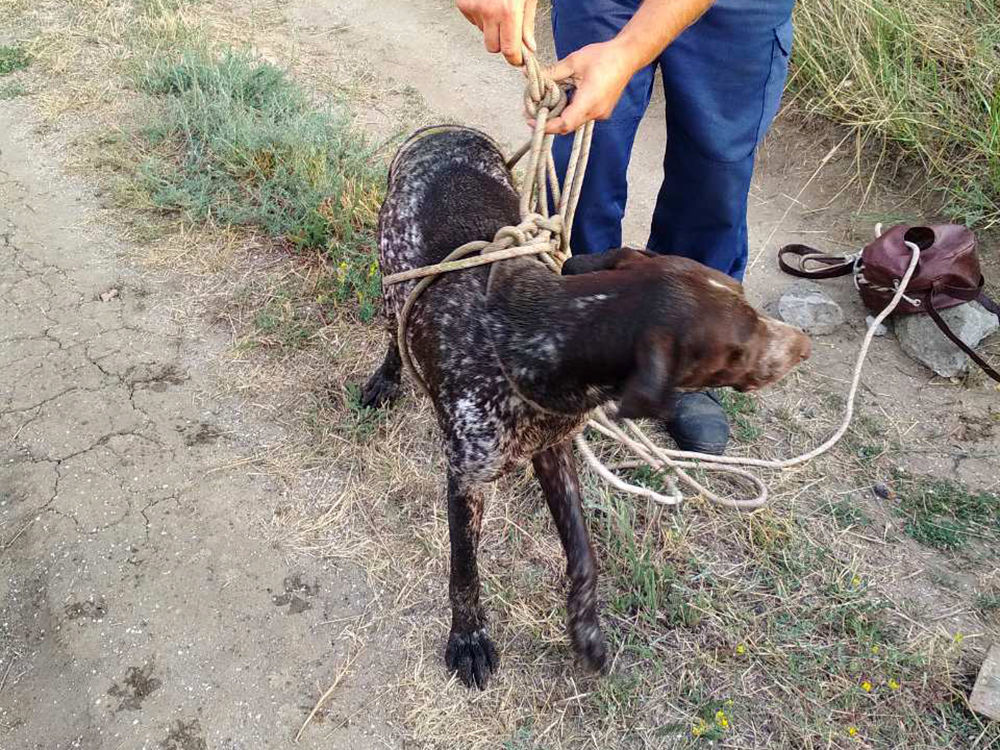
[615,0,715,72]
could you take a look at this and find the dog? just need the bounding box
[361,125,810,689]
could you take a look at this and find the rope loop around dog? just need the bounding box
[384,51,593,387]
[382,54,922,511]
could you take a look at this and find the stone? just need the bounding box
[775,281,845,335]
[894,301,999,378]
[865,314,890,337]
[971,643,1000,720]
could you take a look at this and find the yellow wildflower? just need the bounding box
[852,575,862,587]
[736,644,746,655]
[861,680,872,692]
[692,718,708,737]
[715,710,730,730]
[954,632,965,644]
[888,678,900,690]
[871,645,880,655]
[847,726,858,737]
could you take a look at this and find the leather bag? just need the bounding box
[778,223,1000,381]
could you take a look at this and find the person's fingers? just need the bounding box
[500,17,524,65]
[542,115,564,135]
[543,56,576,83]
[522,0,538,52]
[542,116,568,135]
[483,20,501,54]
[544,98,590,134]
[459,8,481,28]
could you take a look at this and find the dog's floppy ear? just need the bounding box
[561,247,654,276]
[617,328,677,420]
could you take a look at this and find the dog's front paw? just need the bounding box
[360,368,400,409]
[445,628,498,690]
[570,614,608,674]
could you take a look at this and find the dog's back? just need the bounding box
[378,126,520,321]
[375,126,584,482]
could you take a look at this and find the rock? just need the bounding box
[865,314,890,337]
[775,281,845,335]
[971,643,1000,720]
[894,301,999,378]
[99,288,120,302]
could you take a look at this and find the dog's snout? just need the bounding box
[751,318,811,389]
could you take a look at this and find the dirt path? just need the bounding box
[0,106,397,749]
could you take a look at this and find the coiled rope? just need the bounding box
[382,52,920,511]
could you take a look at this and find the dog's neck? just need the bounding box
[485,259,648,416]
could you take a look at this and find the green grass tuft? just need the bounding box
[135,48,384,319]
[891,470,1000,551]
[0,81,28,100]
[718,389,762,444]
[0,44,31,76]
[825,498,872,529]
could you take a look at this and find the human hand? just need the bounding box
[457,0,538,66]
[540,40,640,134]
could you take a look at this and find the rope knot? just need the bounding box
[523,53,566,120]
[492,224,528,249]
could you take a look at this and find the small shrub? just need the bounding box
[135,48,384,319]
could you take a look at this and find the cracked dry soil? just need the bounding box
[0,108,397,747]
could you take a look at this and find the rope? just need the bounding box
[383,53,921,511]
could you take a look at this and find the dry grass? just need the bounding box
[5,1,1000,748]
[257,343,1000,748]
[790,0,1000,228]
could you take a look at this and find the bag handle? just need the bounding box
[778,244,856,280]
[926,285,1000,382]
[978,290,1000,318]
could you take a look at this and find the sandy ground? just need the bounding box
[0,106,399,748]
[2,1,998,749]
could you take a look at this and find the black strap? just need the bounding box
[978,290,1000,317]
[778,244,855,280]
[926,291,1000,382]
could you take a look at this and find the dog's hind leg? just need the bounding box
[533,442,608,673]
[360,330,402,408]
[444,470,497,690]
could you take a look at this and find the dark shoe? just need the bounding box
[661,391,729,455]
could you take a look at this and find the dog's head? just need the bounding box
[562,248,811,419]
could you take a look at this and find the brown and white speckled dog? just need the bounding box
[361,125,810,689]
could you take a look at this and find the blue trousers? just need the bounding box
[551,0,794,281]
